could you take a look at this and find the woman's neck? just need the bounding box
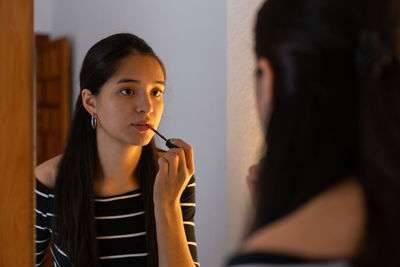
[94,128,142,196]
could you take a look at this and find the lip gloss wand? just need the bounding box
[150,127,179,149]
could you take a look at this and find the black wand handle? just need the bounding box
[166,139,179,149]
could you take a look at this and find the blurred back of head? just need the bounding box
[253,0,400,265]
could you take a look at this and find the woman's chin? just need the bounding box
[127,135,153,147]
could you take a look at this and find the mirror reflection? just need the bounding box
[35,31,198,266]
[34,1,265,266]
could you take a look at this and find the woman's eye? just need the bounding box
[152,89,163,97]
[121,88,134,96]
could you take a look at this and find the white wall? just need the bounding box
[34,0,53,34]
[227,0,265,254]
[34,0,265,265]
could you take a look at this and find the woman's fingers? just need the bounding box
[169,139,194,175]
[153,140,195,208]
[169,148,188,180]
[246,163,261,202]
[162,151,179,179]
[157,157,168,177]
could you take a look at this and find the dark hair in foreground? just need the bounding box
[253,0,400,265]
[53,33,165,266]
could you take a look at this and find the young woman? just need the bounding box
[227,0,400,266]
[35,33,198,267]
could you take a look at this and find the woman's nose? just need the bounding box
[135,93,153,114]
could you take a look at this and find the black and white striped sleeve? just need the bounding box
[35,179,52,266]
[180,175,199,266]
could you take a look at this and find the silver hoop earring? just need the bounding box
[91,116,97,130]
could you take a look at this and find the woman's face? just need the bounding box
[256,58,274,132]
[94,54,165,146]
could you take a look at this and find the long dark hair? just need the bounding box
[52,33,165,266]
[253,0,400,265]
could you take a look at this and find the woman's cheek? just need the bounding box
[155,101,164,121]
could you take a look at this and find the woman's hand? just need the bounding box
[153,139,196,267]
[153,139,195,211]
[247,162,261,204]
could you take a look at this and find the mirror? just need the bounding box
[34,1,264,266]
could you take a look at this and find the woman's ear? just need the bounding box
[256,57,274,128]
[81,89,97,116]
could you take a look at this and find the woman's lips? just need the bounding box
[132,123,150,132]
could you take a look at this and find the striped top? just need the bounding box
[226,253,350,267]
[35,176,198,267]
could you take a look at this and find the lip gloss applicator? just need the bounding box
[150,127,179,149]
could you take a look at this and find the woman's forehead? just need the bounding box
[114,54,164,80]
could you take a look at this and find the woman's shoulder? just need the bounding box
[226,252,351,267]
[241,179,365,260]
[34,154,63,190]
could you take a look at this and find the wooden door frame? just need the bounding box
[0,0,34,265]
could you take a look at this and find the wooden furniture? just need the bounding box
[35,35,70,165]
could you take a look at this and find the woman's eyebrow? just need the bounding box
[117,78,139,84]
[117,78,165,85]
